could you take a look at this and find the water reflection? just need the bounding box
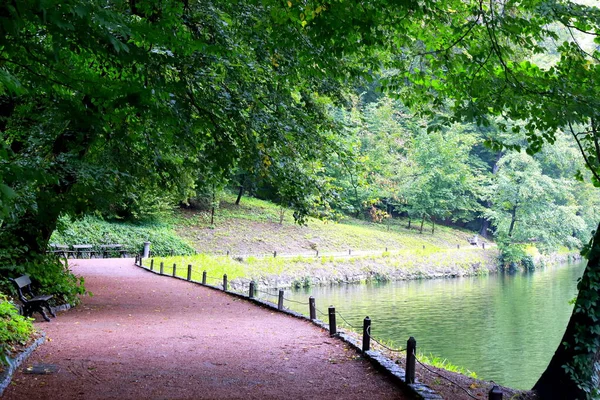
[282,261,586,389]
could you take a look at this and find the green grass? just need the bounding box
[174,192,486,256]
[417,352,478,379]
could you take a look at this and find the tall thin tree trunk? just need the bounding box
[408,218,411,229]
[508,207,517,237]
[533,223,600,399]
[235,175,245,205]
[210,183,216,225]
[419,215,425,233]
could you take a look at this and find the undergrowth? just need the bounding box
[0,294,35,366]
[51,215,195,257]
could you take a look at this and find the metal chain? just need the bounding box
[414,356,479,400]
[316,307,329,317]
[335,311,359,329]
[255,289,279,297]
[365,326,406,353]
[282,296,310,305]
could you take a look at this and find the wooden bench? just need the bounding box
[9,275,56,322]
[99,244,127,258]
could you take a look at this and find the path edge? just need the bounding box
[0,332,46,396]
[138,262,443,400]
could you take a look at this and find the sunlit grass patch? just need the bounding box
[416,352,478,379]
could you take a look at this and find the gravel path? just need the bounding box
[4,259,412,399]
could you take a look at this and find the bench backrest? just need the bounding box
[12,275,32,289]
[10,275,33,302]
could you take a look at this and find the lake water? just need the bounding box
[277,261,586,389]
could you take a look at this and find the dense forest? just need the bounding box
[1,0,600,398]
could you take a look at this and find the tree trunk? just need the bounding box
[479,217,491,238]
[533,224,600,399]
[408,218,411,229]
[235,185,244,205]
[235,176,245,205]
[419,215,425,233]
[508,207,517,237]
[431,217,435,234]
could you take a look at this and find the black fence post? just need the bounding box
[278,289,284,310]
[172,263,177,277]
[406,337,416,384]
[309,296,316,320]
[187,264,192,281]
[348,249,351,255]
[160,262,164,275]
[223,274,228,291]
[274,250,277,258]
[489,386,502,400]
[150,259,154,271]
[249,281,255,298]
[328,306,337,336]
[362,317,371,352]
[316,250,319,257]
[202,271,207,285]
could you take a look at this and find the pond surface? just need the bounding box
[279,261,586,389]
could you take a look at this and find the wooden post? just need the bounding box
[172,263,177,277]
[489,386,502,400]
[457,244,460,249]
[187,264,192,281]
[348,249,351,255]
[249,281,255,298]
[150,259,154,271]
[278,289,284,310]
[483,242,486,250]
[406,337,416,384]
[309,297,316,320]
[273,250,277,258]
[362,316,371,352]
[226,250,230,256]
[328,306,337,336]
[160,262,164,275]
[223,274,228,291]
[170,249,174,256]
[202,271,207,285]
[316,250,319,257]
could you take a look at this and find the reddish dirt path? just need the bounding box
[4,259,412,399]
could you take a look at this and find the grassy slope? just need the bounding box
[149,193,499,288]
[174,193,490,255]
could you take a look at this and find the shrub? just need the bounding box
[0,294,35,365]
[52,215,195,257]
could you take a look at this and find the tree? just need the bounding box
[486,151,587,257]
[402,124,484,233]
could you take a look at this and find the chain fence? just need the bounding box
[137,255,501,400]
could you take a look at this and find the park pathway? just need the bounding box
[3,259,412,399]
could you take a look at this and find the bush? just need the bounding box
[0,233,86,306]
[0,294,35,365]
[51,215,195,257]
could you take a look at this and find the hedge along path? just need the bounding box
[4,259,412,400]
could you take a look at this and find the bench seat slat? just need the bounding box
[30,295,53,302]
